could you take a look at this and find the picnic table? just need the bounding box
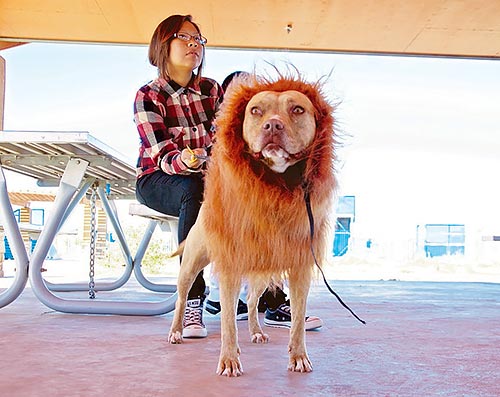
[0,130,179,314]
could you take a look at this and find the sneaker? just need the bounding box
[236,300,248,321]
[264,302,323,331]
[205,299,248,321]
[183,298,207,338]
[205,299,221,315]
[257,298,267,313]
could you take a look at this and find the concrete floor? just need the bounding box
[1,277,499,396]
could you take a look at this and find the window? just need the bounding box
[424,224,465,257]
[31,208,45,226]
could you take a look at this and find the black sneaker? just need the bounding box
[236,300,248,321]
[205,299,248,321]
[264,302,323,330]
[258,297,267,313]
[205,299,221,315]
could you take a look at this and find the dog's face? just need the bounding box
[242,90,316,173]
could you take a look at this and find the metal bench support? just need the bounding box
[128,203,179,293]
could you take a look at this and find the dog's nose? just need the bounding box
[262,118,284,133]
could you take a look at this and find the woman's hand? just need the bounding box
[181,147,208,169]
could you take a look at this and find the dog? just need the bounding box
[167,72,336,376]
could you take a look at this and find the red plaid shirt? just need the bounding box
[134,76,223,178]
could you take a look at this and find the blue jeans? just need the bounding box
[136,170,206,299]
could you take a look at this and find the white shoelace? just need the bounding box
[184,306,203,327]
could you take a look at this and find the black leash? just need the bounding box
[304,189,366,325]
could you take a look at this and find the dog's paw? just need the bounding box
[251,332,269,344]
[216,356,243,377]
[287,355,313,373]
[168,330,183,344]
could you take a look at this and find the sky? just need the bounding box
[2,42,500,244]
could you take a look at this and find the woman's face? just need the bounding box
[167,21,204,74]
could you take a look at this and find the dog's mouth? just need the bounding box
[262,143,290,159]
[252,143,306,173]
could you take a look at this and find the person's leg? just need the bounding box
[259,286,288,311]
[205,274,221,314]
[206,275,248,321]
[137,171,208,337]
[136,171,206,299]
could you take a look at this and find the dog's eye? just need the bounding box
[292,106,305,114]
[250,106,262,116]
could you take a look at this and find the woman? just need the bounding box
[134,15,223,338]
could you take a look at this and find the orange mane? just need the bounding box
[204,72,337,282]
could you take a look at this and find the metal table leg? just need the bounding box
[0,166,29,308]
[29,158,177,315]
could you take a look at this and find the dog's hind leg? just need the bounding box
[168,220,210,344]
[217,273,243,376]
[246,277,269,344]
[287,267,313,373]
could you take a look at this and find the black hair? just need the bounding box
[221,71,247,92]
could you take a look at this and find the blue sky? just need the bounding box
[2,43,500,240]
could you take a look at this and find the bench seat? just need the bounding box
[128,203,179,247]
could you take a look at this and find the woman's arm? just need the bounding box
[134,87,193,175]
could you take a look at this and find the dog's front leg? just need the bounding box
[287,269,313,372]
[246,279,269,343]
[217,274,243,377]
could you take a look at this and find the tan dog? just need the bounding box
[168,73,336,376]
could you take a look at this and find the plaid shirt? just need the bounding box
[134,76,223,178]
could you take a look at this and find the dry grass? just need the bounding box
[324,253,500,283]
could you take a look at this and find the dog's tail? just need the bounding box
[168,240,186,258]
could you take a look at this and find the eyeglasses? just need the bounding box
[173,32,207,46]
